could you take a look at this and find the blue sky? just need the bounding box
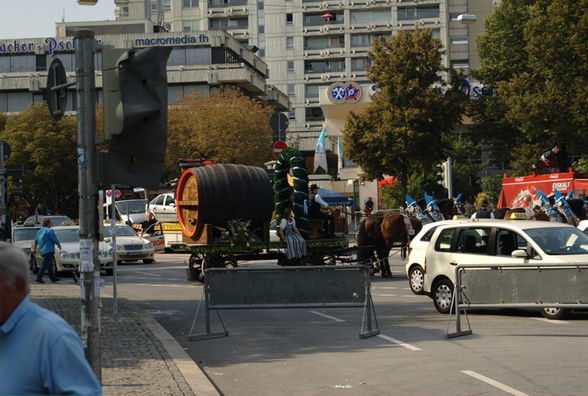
[2,0,117,39]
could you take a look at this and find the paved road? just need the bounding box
[104,253,588,396]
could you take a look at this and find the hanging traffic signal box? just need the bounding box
[99,46,172,189]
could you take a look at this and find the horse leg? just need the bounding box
[376,246,392,277]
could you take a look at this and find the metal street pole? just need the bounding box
[447,157,453,199]
[75,29,101,380]
[0,144,5,229]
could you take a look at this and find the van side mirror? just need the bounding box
[511,249,529,258]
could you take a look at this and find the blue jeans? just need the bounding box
[37,253,57,281]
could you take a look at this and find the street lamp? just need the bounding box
[456,14,477,24]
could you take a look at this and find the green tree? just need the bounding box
[0,112,6,132]
[474,0,588,173]
[1,103,78,217]
[166,88,274,181]
[342,30,467,200]
[478,174,503,205]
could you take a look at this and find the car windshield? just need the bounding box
[54,228,80,243]
[13,228,40,242]
[25,216,71,226]
[103,225,137,237]
[524,227,588,255]
[115,200,147,214]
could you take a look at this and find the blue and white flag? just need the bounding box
[313,127,328,173]
[337,137,343,172]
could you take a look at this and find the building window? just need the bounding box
[258,25,265,33]
[288,111,296,119]
[303,13,343,26]
[432,29,440,39]
[287,60,295,72]
[351,34,371,48]
[35,54,47,72]
[119,6,129,16]
[183,21,199,32]
[350,10,389,24]
[450,37,468,45]
[351,57,371,71]
[449,13,460,22]
[258,48,265,57]
[183,0,198,8]
[304,35,344,50]
[398,5,439,20]
[286,36,294,48]
[305,84,320,98]
[305,107,324,121]
[163,0,171,10]
[304,58,345,73]
[210,17,248,29]
[286,13,293,24]
[287,84,295,97]
[451,60,470,69]
[258,1,264,9]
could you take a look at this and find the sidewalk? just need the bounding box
[30,279,218,396]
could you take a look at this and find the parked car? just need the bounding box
[31,225,113,275]
[406,219,588,319]
[148,192,177,223]
[103,224,155,263]
[103,199,148,227]
[23,215,73,227]
[11,226,41,270]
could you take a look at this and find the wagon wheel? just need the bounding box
[189,253,205,283]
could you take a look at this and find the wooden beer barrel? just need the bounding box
[176,164,273,240]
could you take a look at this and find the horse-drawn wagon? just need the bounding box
[175,150,348,282]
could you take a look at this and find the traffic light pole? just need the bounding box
[75,29,101,380]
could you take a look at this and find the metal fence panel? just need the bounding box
[206,265,367,309]
[460,267,588,304]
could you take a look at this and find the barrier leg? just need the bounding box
[447,277,472,339]
[360,287,380,339]
[188,287,229,341]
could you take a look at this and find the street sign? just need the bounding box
[0,141,11,161]
[46,58,68,121]
[270,113,288,142]
[105,189,121,198]
[273,140,287,159]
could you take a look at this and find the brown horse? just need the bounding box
[358,212,422,277]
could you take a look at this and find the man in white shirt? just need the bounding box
[308,184,335,237]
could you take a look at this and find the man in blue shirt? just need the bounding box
[0,241,102,395]
[32,218,62,283]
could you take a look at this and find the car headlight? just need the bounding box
[60,251,78,260]
[144,242,153,249]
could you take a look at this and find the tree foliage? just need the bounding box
[342,29,467,200]
[473,0,588,174]
[166,88,274,180]
[1,103,78,217]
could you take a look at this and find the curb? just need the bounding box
[135,311,221,396]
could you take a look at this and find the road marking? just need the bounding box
[374,286,401,290]
[530,317,570,324]
[377,334,421,351]
[133,271,163,277]
[374,293,422,298]
[461,370,528,396]
[309,311,346,322]
[124,283,199,289]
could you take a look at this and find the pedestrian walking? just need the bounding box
[471,200,495,219]
[0,241,102,395]
[364,197,374,216]
[32,218,61,283]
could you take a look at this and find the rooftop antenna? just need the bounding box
[62,8,65,22]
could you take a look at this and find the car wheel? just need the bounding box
[143,259,154,264]
[433,278,454,314]
[540,307,570,320]
[409,265,425,295]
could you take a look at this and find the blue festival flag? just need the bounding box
[405,194,415,206]
[535,188,550,205]
[337,137,343,173]
[313,127,328,173]
[455,193,463,203]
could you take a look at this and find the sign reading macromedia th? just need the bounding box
[0,33,210,56]
[328,82,363,104]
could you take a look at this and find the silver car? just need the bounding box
[103,224,155,264]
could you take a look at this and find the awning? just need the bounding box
[318,187,354,206]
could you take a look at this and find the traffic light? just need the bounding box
[436,161,448,188]
[99,46,172,189]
